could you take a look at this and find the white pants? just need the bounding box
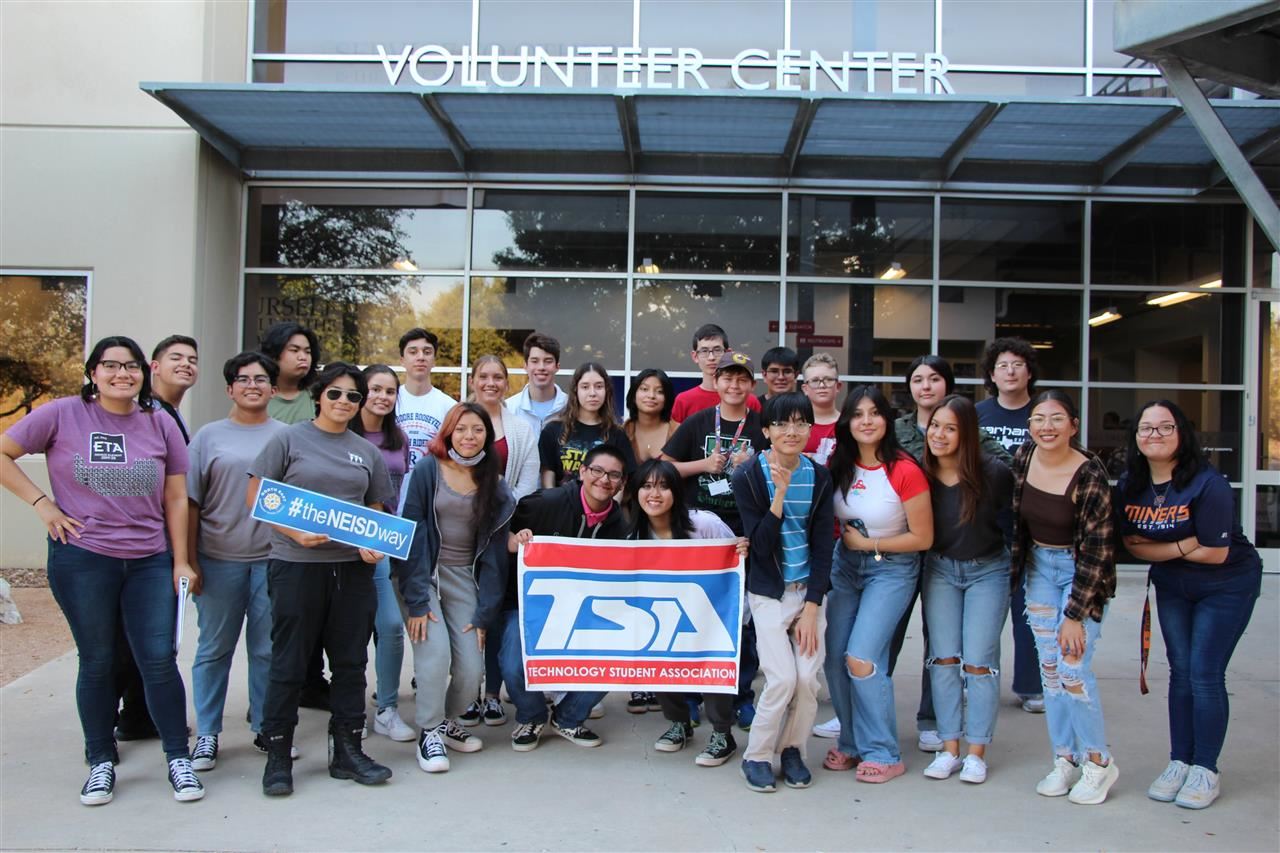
[743,584,827,762]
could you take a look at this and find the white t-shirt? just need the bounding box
[832,455,929,538]
[396,385,457,468]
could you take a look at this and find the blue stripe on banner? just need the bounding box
[250,478,415,560]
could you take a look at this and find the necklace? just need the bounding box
[1151,480,1172,508]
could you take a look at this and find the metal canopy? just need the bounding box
[141,83,1280,194]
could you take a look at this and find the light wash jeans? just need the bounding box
[1025,545,1111,763]
[822,547,920,764]
[923,550,1010,745]
[192,554,271,735]
[372,557,405,711]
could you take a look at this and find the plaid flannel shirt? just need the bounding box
[1009,441,1116,622]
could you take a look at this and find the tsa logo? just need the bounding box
[523,572,739,657]
[258,487,286,515]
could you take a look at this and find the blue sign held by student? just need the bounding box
[250,478,415,560]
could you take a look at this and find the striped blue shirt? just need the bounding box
[760,453,815,584]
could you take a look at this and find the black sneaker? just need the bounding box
[511,721,545,752]
[443,719,483,753]
[780,746,812,788]
[695,731,737,767]
[191,735,218,771]
[458,700,483,727]
[482,697,507,726]
[646,693,662,712]
[627,692,650,714]
[253,733,299,759]
[167,758,206,802]
[552,720,602,748]
[654,721,693,753]
[80,761,115,806]
[742,759,777,793]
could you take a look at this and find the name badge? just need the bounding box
[708,478,732,497]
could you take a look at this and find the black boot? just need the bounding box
[328,723,392,786]
[261,732,294,796]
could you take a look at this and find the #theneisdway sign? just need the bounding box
[377,45,954,94]
[250,478,416,561]
[518,537,744,694]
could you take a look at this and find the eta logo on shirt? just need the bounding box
[89,432,126,464]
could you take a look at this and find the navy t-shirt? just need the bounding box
[1115,464,1261,578]
[976,397,1032,454]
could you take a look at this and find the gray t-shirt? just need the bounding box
[250,421,396,563]
[188,417,288,562]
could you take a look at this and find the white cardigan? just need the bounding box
[499,410,541,500]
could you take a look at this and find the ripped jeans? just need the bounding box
[1025,545,1110,763]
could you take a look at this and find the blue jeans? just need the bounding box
[191,555,271,735]
[823,547,920,764]
[1154,563,1260,772]
[46,540,190,763]
[372,557,405,711]
[924,551,1010,745]
[1025,545,1110,763]
[498,610,604,727]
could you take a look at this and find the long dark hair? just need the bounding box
[830,384,913,495]
[428,402,502,532]
[82,336,156,411]
[923,394,985,524]
[625,368,674,423]
[560,362,621,444]
[624,458,695,540]
[1120,399,1206,496]
[350,364,408,452]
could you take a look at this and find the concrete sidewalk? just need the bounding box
[2,574,1277,852]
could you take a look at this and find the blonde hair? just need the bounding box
[802,352,839,377]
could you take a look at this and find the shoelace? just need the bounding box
[422,731,447,758]
[1158,762,1186,783]
[1183,768,1209,792]
[485,699,503,713]
[662,722,686,740]
[169,759,200,790]
[708,732,727,750]
[446,720,470,739]
[85,762,114,790]
[194,736,217,757]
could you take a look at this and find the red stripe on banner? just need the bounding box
[525,658,739,690]
[522,540,739,572]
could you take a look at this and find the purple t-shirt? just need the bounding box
[368,429,410,512]
[6,396,189,558]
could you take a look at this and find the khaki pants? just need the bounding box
[743,584,827,762]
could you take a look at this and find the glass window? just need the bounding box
[785,282,931,377]
[640,0,784,59]
[1258,301,1280,470]
[0,273,88,431]
[247,188,468,271]
[940,199,1083,283]
[1089,291,1244,385]
[939,286,1082,383]
[787,195,932,279]
[1091,71,1162,97]
[1092,202,1243,287]
[254,0,473,55]
[946,73,1085,97]
[479,0,632,53]
[470,276,627,367]
[243,274,465,368]
[1255,222,1276,287]
[792,0,934,56]
[1091,0,1134,68]
[634,193,782,275]
[943,0,1084,66]
[632,279,780,374]
[1256,486,1280,549]
[472,190,629,272]
[1088,389,1242,480]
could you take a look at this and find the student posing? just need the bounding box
[539,362,635,488]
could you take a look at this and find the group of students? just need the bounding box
[0,320,1261,812]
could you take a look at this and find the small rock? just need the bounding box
[0,578,23,624]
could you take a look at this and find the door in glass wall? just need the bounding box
[1255,296,1280,571]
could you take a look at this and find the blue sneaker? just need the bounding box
[780,746,812,788]
[736,702,756,731]
[741,759,776,793]
[686,698,702,728]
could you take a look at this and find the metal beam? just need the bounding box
[614,95,640,174]
[940,102,1004,181]
[782,99,819,178]
[1157,57,1280,251]
[419,94,471,173]
[1096,106,1183,185]
[1208,125,1280,186]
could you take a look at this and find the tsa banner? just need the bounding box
[250,478,415,560]
[518,537,744,694]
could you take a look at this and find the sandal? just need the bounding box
[856,760,906,783]
[823,747,857,771]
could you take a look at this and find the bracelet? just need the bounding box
[873,538,882,562]
[1175,540,1186,557]
[32,494,47,507]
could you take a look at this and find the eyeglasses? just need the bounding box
[769,420,812,433]
[1137,423,1177,438]
[233,375,272,387]
[324,388,364,404]
[98,360,142,373]
[695,347,726,359]
[804,377,838,387]
[994,360,1027,372]
[764,367,796,378]
[583,464,625,484]
[1028,414,1070,428]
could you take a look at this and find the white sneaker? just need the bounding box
[1068,759,1119,805]
[1148,759,1190,802]
[1020,694,1046,714]
[589,701,605,719]
[959,754,988,784]
[1174,765,1220,810]
[917,730,944,752]
[811,717,841,739]
[417,727,449,773]
[373,707,416,742]
[1036,756,1082,797]
[922,751,963,779]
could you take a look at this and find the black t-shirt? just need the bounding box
[930,456,1014,561]
[538,420,635,486]
[661,405,767,535]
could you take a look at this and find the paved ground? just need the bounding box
[1,574,1277,852]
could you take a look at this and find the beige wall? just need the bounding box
[0,1,248,567]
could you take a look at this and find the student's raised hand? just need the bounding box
[768,456,794,492]
[704,451,728,474]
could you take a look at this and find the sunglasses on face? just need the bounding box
[324,388,364,404]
